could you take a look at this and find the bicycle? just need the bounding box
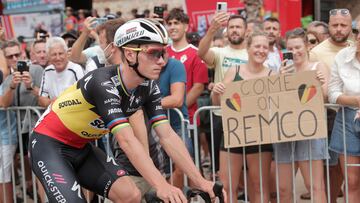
[145,181,224,203]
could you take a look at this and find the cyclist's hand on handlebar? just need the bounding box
[201,180,227,203]
[156,183,187,203]
[196,180,227,203]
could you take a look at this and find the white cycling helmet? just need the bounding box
[114,18,168,47]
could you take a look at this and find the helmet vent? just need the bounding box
[140,22,157,34]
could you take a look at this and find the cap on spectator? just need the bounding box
[61,30,78,40]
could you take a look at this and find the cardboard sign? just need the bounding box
[221,71,327,148]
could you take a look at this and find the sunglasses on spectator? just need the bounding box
[329,9,350,16]
[353,28,359,36]
[285,28,305,39]
[122,47,166,60]
[5,53,21,59]
[308,38,318,45]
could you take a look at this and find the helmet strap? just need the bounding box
[126,44,149,80]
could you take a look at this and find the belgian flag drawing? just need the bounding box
[226,93,241,112]
[298,84,317,104]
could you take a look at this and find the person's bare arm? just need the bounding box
[38,96,53,108]
[186,83,204,108]
[1,88,15,108]
[161,82,185,108]
[211,66,236,105]
[0,50,8,78]
[2,72,22,107]
[198,12,229,67]
[69,17,96,65]
[315,62,329,102]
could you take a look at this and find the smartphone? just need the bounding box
[238,8,247,18]
[154,6,164,18]
[17,60,30,74]
[216,2,227,12]
[283,52,294,64]
[92,17,107,28]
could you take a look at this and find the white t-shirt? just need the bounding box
[264,45,282,73]
[39,61,84,99]
[209,45,248,116]
[209,45,248,83]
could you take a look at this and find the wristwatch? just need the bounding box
[27,82,35,91]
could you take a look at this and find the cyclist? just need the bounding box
[29,18,220,203]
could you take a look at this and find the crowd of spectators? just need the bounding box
[0,4,360,203]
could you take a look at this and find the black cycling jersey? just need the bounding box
[34,65,168,148]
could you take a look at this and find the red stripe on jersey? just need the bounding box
[34,110,93,148]
[149,115,167,124]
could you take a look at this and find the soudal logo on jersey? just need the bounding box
[89,118,106,129]
[58,99,82,109]
[117,30,145,46]
[126,27,137,34]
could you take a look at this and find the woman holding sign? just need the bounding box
[212,32,273,203]
[277,28,329,203]
[328,22,360,202]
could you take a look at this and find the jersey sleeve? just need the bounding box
[144,81,168,128]
[84,73,130,134]
[192,55,209,84]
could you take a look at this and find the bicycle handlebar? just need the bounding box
[145,181,224,203]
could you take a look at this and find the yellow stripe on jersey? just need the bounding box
[152,120,169,128]
[111,123,131,134]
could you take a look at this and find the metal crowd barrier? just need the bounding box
[0,106,191,203]
[0,106,44,203]
[2,104,358,203]
[192,104,359,203]
[166,108,191,187]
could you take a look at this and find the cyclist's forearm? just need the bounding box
[160,129,203,186]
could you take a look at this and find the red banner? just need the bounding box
[184,0,301,36]
[0,15,14,39]
[184,0,244,35]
